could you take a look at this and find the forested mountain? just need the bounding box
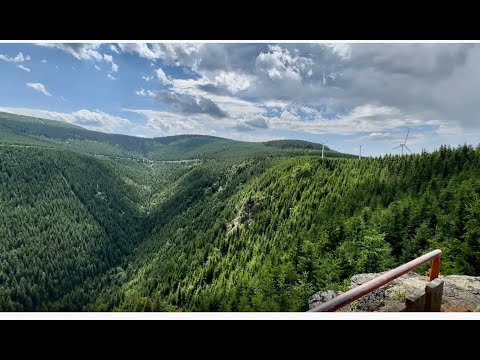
[0,111,479,311]
[0,112,346,161]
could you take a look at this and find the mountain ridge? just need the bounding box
[0,111,345,159]
[0,111,479,312]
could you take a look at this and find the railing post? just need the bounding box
[404,292,426,312]
[308,249,442,312]
[425,279,444,312]
[429,256,440,281]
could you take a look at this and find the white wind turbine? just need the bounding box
[358,145,363,159]
[320,141,328,159]
[393,128,412,156]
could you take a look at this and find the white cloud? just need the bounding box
[15,52,30,62]
[103,54,119,73]
[325,43,352,60]
[118,43,159,60]
[0,107,132,134]
[125,108,200,135]
[26,83,52,96]
[210,71,252,93]
[94,64,101,71]
[135,89,155,97]
[364,132,396,141]
[150,43,202,67]
[256,45,313,81]
[41,59,47,63]
[107,74,117,80]
[118,43,202,68]
[0,52,31,63]
[109,44,120,54]
[17,65,31,72]
[170,77,264,117]
[37,44,120,74]
[155,68,171,85]
[37,43,103,61]
[15,42,478,150]
[264,103,448,136]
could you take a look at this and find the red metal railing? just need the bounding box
[308,249,442,312]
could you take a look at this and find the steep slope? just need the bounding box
[1,111,479,312]
[0,111,149,157]
[0,147,148,310]
[91,146,480,312]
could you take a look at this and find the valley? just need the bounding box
[0,111,479,311]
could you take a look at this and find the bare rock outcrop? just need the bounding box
[309,273,480,312]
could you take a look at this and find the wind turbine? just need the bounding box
[358,145,363,159]
[320,141,328,159]
[393,128,412,156]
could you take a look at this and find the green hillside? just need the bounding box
[0,111,479,311]
[0,111,346,161]
[90,146,480,311]
[264,139,330,150]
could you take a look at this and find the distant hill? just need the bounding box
[2,110,479,312]
[264,139,330,151]
[0,111,351,160]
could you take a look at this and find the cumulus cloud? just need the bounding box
[0,52,30,63]
[125,108,200,136]
[38,44,119,73]
[17,65,31,72]
[155,67,171,85]
[103,54,119,73]
[138,89,155,97]
[154,90,228,118]
[169,77,264,117]
[24,42,480,149]
[26,83,52,96]
[364,132,397,141]
[233,123,255,132]
[135,89,155,97]
[109,44,120,54]
[38,43,103,61]
[117,43,159,60]
[245,117,268,129]
[197,71,252,95]
[118,43,203,67]
[232,117,269,132]
[256,45,314,81]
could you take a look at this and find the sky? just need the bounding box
[0,42,479,156]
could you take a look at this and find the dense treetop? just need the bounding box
[0,112,478,311]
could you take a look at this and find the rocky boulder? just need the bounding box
[309,273,480,312]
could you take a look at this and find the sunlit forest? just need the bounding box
[1,112,479,311]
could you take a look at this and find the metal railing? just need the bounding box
[308,249,442,312]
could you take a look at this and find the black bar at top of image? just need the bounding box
[3,4,479,41]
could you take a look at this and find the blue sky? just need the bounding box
[1,42,479,156]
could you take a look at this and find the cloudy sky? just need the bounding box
[0,42,478,155]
